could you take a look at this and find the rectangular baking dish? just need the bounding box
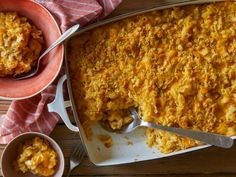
[47,0,236,166]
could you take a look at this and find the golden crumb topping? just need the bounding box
[68,2,236,153]
[0,12,44,77]
[15,137,57,176]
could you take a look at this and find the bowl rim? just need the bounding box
[0,0,64,100]
[0,131,65,177]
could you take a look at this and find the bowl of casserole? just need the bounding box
[0,0,63,100]
[1,132,64,177]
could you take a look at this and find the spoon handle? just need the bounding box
[39,24,80,60]
[140,121,234,148]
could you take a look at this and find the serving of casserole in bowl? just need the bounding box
[0,0,63,100]
[48,0,236,166]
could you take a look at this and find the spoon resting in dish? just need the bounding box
[101,107,234,149]
[14,24,80,80]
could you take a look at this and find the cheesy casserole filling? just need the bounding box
[68,2,236,153]
[0,12,44,77]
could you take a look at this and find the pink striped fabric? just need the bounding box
[37,0,122,32]
[0,0,122,144]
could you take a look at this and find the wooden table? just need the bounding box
[1,1,236,177]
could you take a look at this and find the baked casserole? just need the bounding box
[0,12,44,77]
[14,137,57,177]
[68,2,236,153]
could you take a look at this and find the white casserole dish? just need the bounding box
[47,0,236,166]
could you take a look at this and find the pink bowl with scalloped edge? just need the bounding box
[0,0,63,100]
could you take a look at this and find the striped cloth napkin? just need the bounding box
[0,0,122,144]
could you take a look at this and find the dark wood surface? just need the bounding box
[1,1,236,177]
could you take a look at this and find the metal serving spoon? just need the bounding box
[101,107,234,148]
[15,24,80,80]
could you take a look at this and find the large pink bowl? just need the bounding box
[0,0,63,100]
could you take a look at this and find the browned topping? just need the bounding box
[69,2,236,153]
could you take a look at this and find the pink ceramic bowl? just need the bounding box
[1,132,65,177]
[0,0,63,100]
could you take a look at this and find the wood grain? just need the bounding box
[110,0,174,17]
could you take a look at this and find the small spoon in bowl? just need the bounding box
[101,107,234,149]
[14,24,80,80]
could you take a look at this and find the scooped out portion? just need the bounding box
[0,12,44,77]
[14,136,57,177]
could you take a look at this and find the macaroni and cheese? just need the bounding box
[68,2,236,153]
[15,137,57,176]
[0,12,44,77]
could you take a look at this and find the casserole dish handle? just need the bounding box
[47,75,79,132]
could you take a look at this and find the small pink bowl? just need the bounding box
[0,132,65,177]
[0,0,63,100]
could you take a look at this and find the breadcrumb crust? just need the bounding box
[69,2,236,153]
